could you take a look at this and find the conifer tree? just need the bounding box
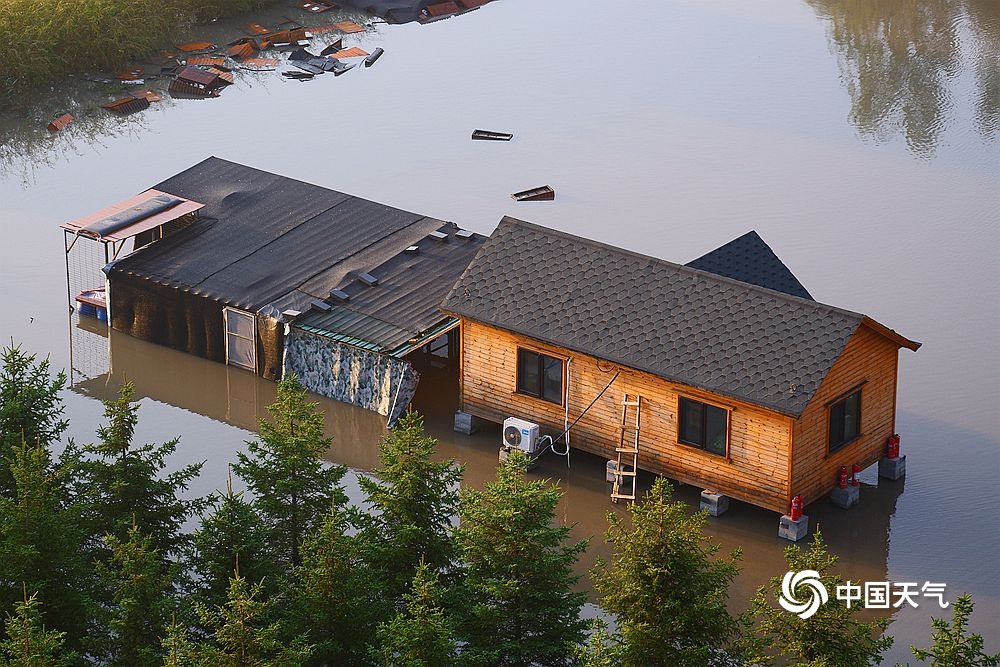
[358,411,463,599]
[289,503,377,665]
[70,382,205,562]
[160,614,197,667]
[454,449,587,667]
[0,441,91,656]
[190,573,312,667]
[232,375,346,568]
[748,527,893,667]
[590,477,741,667]
[94,523,175,667]
[0,344,68,496]
[909,594,1000,667]
[374,561,459,667]
[192,471,278,611]
[0,592,74,667]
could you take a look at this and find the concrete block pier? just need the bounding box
[454,411,482,435]
[878,454,906,481]
[829,484,860,509]
[778,514,809,541]
[700,490,730,516]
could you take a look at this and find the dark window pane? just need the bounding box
[705,404,728,455]
[542,356,563,403]
[829,390,861,452]
[517,349,540,397]
[226,309,254,338]
[679,398,703,445]
[227,333,255,370]
[843,391,860,441]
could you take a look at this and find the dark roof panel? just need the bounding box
[686,230,814,300]
[442,217,866,417]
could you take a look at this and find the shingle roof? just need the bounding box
[686,230,814,300]
[442,217,870,417]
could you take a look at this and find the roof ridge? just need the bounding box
[497,216,863,321]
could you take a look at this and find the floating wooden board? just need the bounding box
[186,56,226,67]
[328,46,368,58]
[511,185,555,201]
[47,113,74,132]
[102,96,151,115]
[332,20,364,33]
[472,129,512,141]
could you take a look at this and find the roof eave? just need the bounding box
[861,315,921,351]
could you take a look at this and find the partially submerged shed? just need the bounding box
[99,157,485,422]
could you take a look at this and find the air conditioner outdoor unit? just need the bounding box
[503,417,541,455]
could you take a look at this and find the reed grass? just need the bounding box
[0,0,270,94]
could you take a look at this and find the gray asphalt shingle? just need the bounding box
[442,217,867,417]
[686,230,814,300]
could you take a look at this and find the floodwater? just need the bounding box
[1,0,998,659]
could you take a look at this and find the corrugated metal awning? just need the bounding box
[294,305,458,358]
[60,189,204,242]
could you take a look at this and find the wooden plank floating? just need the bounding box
[472,129,513,141]
[511,185,555,201]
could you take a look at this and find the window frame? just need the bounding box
[223,307,257,373]
[827,387,862,454]
[677,395,730,457]
[515,347,565,405]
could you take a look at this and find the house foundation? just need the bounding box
[454,410,483,435]
[829,484,860,509]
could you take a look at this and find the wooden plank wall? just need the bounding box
[791,324,900,504]
[460,321,793,512]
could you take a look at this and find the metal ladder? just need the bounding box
[611,393,641,502]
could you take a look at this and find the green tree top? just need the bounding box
[906,593,1000,667]
[0,591,75,667]
[375,560,458,667]
[748,527,893,667]
[233,375,346,568]
[0,344,68,495]
[591,477,741,667]
[455,449,587,667]
[71,382,205,561]
[358,411,463,597]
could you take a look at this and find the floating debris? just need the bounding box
[134,90,163,103]
[511,185,555,201]
[263,28,311,47]
[332,20,364,33]
[117,66,145,82]
[282,70,316,80]
[186,56,226,67]
[364,47,384,67]
[47,113,74,132]
[169,66,227,96]
[328,46,368,58]
[176,41,216,53]
[424,1,461,19]
[472,129,512,141]
[102,95,151,116]
[320,39,344,56]
[242,22,271,35]
[301,0,337,11]
[239,58,279,71]
[226,39,258,60]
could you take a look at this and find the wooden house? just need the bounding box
[72,157,485,424]
[442,217,920,512]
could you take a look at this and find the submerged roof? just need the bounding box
[107,157,484,350]
[686,230,814,300]
[442,217,917,417]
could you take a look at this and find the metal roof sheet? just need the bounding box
[60,189,204,242]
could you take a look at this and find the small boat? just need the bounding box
[75,287,108,321]
[511,185,555,201]
[472,129,513,141]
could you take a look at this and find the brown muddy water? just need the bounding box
[1,0,998,658]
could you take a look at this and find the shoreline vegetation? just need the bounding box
[0,0,273,96]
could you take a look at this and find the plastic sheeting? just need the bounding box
[284,328,419,426]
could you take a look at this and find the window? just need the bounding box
[224,307,256,372]
[828,389,861,453]
[678,396,728,456]
[516,348,563,404]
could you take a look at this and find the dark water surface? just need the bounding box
[1,0,998,658]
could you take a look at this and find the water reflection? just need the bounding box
[69,325,907,610]
[806,0,1000,154]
